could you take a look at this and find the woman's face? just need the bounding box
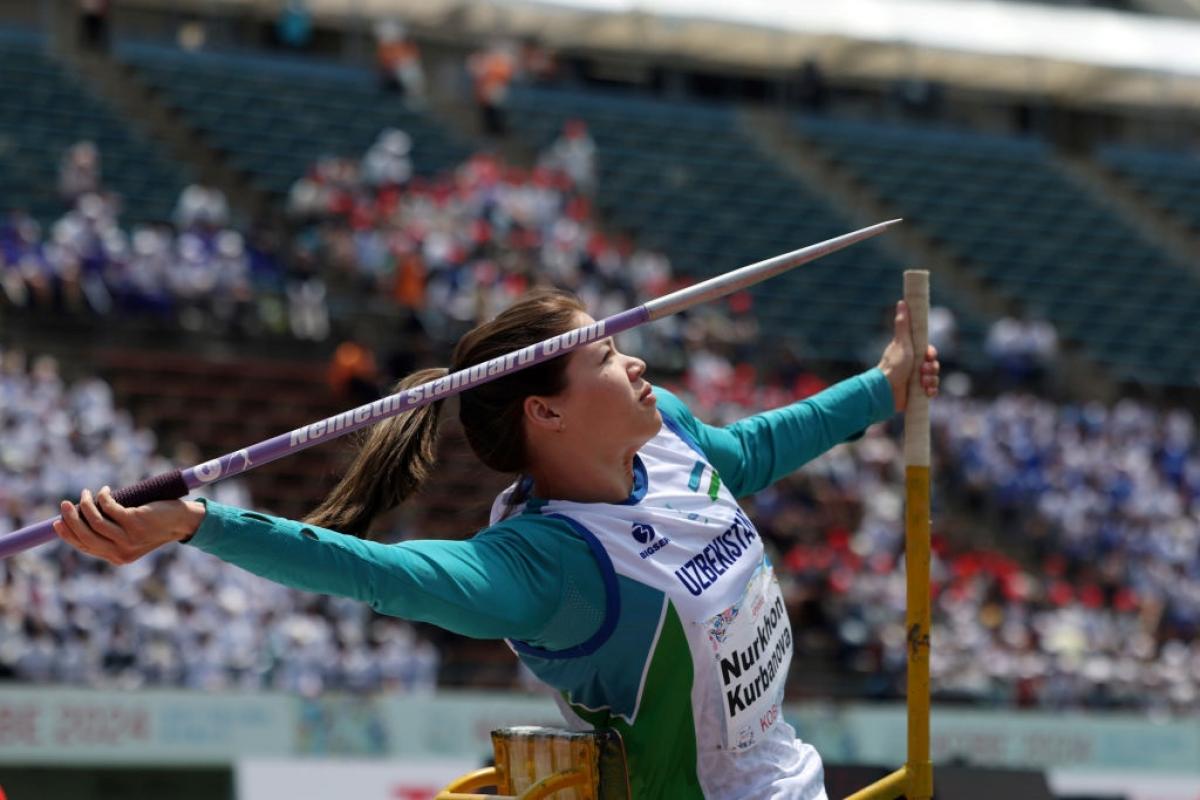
[553,312,662,452]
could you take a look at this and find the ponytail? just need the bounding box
[304,367,448,538]
[306,288,587,538]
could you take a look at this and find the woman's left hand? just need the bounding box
[878,300,940,413]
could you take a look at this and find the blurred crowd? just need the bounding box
[930,393,1200,708]
[285,119,682,366]
[716,388,1200,713]
[8,116,696,369]
[0,346,437,694]
[984,314,1059,391]
[2,140,293,335]
[0,347,170,535]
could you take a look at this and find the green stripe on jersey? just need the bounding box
[568,602,703,799]
[707,470,721,501]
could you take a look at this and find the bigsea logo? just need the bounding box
[631,522,656,544]
[633,522,669,560]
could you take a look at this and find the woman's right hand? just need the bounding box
[53,486,205,566]
[877,300,939,413]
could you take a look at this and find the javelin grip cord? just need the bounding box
[0,220,900,560]
[111,470,190,508]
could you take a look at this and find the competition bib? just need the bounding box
[703,560,792,752]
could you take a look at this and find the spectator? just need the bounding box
[276,0,313,50]
[328,340,380,406]
[927,305,958,371]
[361,129,413,189]
[986,314,1059,391]
[538,119,596,196]
[58,141,101,203]
[468,42,516,137]
[174,184,230,231]
[78,0,109,52]
[287,278,330,341]
[49,192,118,313]
[177,17,207,52]
[374,20,426,107]
[0,211,50,307]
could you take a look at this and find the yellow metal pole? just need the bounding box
[436,766,501,799]
[903,270,933,800]
[435,766,589,800]
[843,766,908,800]
[520,768,589,799]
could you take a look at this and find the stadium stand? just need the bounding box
[1,154,292,330]
[505,84,991,367]
[794,115,1200,387]
[1099,144,1200,234]
[95,349,345,522]
[0,29,187,226]
[117,41,472,199]
[279,136,682,356]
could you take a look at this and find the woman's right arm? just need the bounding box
[56,489,589,644]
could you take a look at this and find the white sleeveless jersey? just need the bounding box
[489,415,826,799]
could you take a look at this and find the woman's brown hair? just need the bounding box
[304,289,586,537]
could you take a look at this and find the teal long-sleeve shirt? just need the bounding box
[189,368,895,651]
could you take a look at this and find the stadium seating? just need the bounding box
[96,348,344,522]
[1099,144,1200,234]
[117,41,471,197]
[507,85,989,365]
[795,115,1200,386]
[0,29,187,225]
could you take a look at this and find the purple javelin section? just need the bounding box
[0,520,56,560]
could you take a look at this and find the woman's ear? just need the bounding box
[524,395,564,432]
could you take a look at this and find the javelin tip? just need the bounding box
[644,219,900,321]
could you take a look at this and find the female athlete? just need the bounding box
[56,289,939,799]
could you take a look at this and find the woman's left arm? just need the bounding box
[696,369,896,497]
[668,300,939,497]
